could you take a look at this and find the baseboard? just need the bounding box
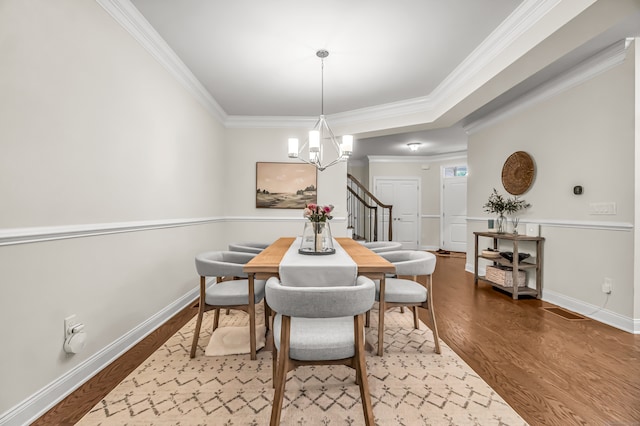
[464,264,637,334]
[543,289,637,334]
[0,289,199,426]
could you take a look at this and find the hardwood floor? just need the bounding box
[33,255,640,425]
[426,255,640,426]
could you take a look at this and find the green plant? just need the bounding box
[483,188,531,216]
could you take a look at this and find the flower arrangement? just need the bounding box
[304,203,334,222]
[483,188,531,233]
[483,188,531,216]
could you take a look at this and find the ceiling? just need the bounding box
[126,0,640,162]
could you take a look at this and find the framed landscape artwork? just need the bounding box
[256,162,317,209]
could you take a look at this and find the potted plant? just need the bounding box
[483,189,531,233]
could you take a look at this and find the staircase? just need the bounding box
[347,174,393,242]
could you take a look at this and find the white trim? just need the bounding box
[224,115,317,129]
[367,152,467,164]
[0,289,199,426]
[95,0,227,122]
[543,289,638,334]
[464,39,631,134]
[96,0,559,129]
[0,217,222,246]
[462,264,637,334]
[466,216,633,232]
[0,216,346,247]
[421,214,440,219]
[421,245,441,251]
[431,0,562,110]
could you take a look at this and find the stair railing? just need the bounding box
[347,173,393,242]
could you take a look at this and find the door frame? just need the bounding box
[439,165,468,252]
[373,176,421,248]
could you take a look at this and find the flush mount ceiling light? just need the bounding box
[407,142,421,152]
[287,50,353,171]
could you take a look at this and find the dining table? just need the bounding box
[243,237,396,359]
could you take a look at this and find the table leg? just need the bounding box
[248,274,256,360]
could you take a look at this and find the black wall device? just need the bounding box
[573,185,583,195]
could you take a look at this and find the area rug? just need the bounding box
[205,324,267,356]
[77,304,527,425]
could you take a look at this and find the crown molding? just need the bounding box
[95,0,227,123]
[367,152,467,164]
[463,38,631,134]
[430,0,563,109]
[224,115,317,129]
[96,0,563,129]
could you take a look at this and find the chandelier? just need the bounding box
[287,50,353,171]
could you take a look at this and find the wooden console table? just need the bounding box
[473,231,545,299]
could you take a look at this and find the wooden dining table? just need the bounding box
[243,237,396,359]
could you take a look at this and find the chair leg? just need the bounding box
[365,310,370,328]
[271,338,278,389]
[212,309,220,332]
[270,316,290,426]
[264,300,271,331]
[412,306,419,329]
[426,275,441,354]
[190,277,207,359]
[377,277,386,357]
[355,314,375,426]
[400,306,405,313]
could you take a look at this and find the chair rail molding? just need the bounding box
[466,216,633,232]
[0,216,347,247]
[0,217,223,247]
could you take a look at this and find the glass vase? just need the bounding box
[299,221,335,255]
[496,214,506,234]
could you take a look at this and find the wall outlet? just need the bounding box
[602,278,613,294]
[64,314,79,338]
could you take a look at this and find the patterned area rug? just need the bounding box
[78,304,527,425]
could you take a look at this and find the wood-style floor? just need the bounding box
[34,255,640,425]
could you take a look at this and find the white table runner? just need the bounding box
[278,237,357,287]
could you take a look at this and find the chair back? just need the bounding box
[363,241,403,253]
[195,251,256,278]
[266,276,375,318]
[228,242,270,254]
[378,250,436,276]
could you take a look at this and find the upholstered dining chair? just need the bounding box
[266,276,376,426]
[362,241,403,253]
[191,251,267,360]
[369,250,440,356]
[228,241,270,254]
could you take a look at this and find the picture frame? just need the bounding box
[256,162,317,209]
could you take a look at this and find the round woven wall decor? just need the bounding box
[501,151,535,195]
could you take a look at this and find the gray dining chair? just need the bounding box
[362,241,403,253]
[369,250,440,356]
[266,275,376,426]
[228,241,270,254]
[191,251,267,360]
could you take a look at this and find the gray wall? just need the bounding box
[467,40,636,325]
[0,0,227,418]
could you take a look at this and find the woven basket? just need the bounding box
[486,265,526,287]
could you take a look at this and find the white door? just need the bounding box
[374,178,420,249]
[442,176,467,252]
